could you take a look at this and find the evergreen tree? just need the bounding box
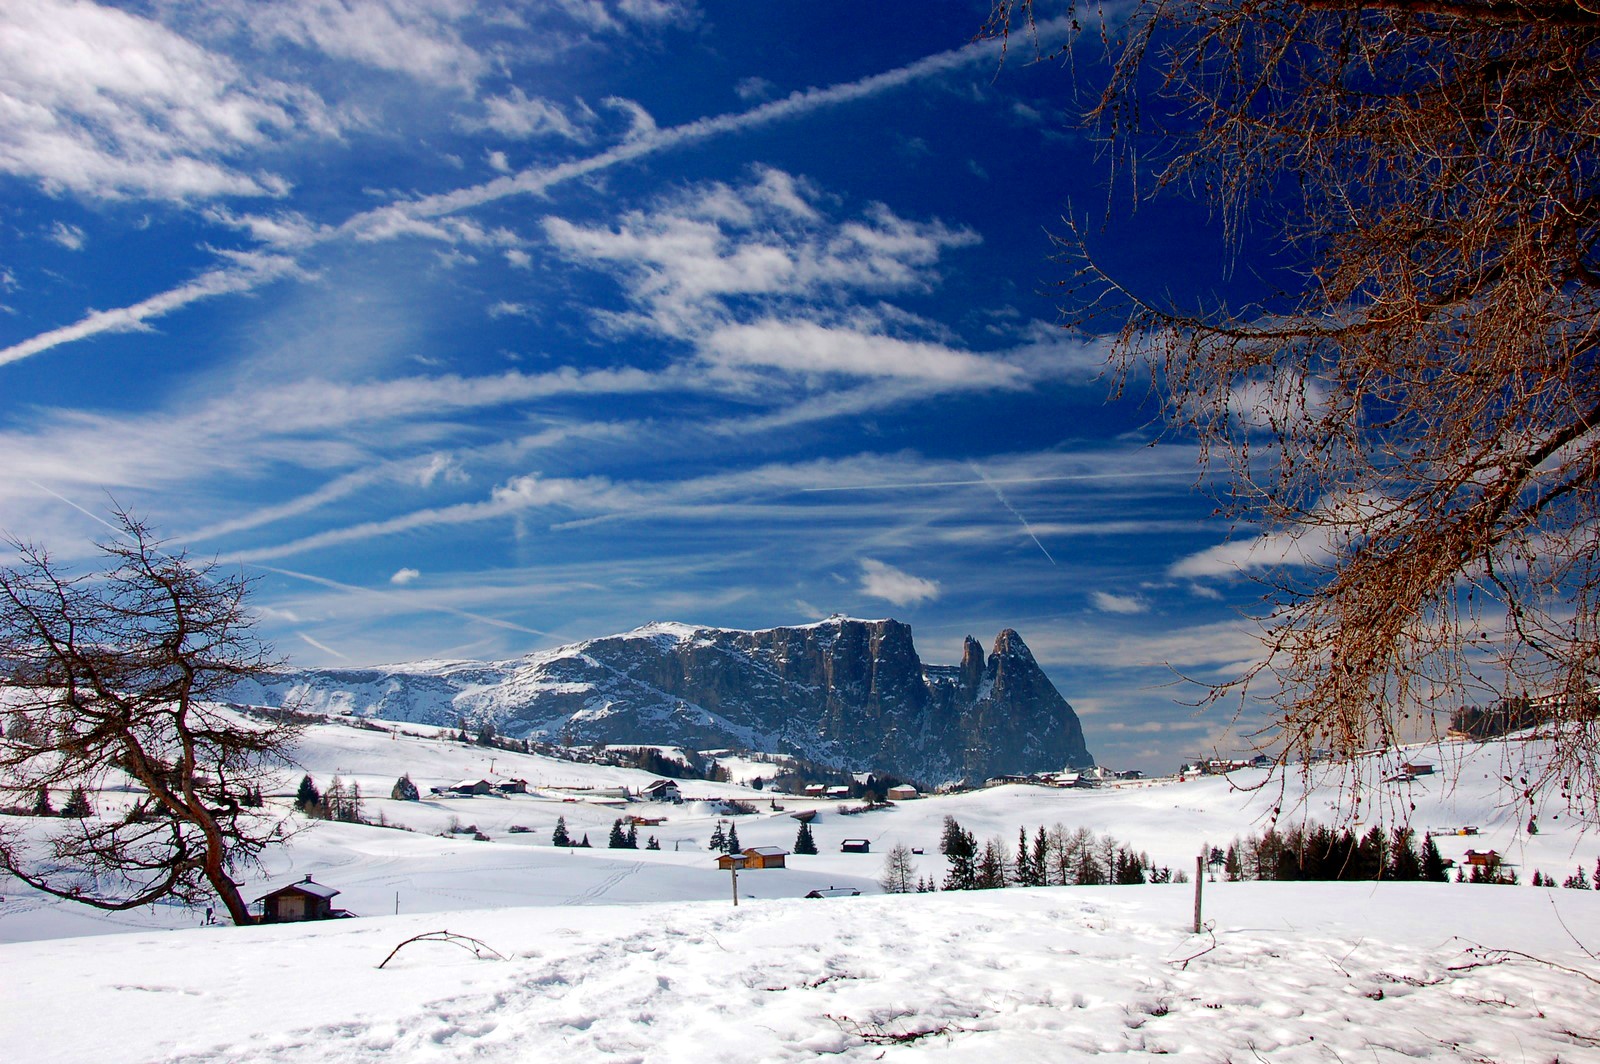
[31,787,54,817]
[1113,847,1148,885]
[1015,827,1039,886]
[61,785,92,819]
[940,816,978,890]
[646,835,660,850]
[579,833,591,848]
[725,824,741,854]
[1422,834,1450,882]
[793,820,818,855]
[608,819,628,849]
[551,816,571,848]
[626,822,639,849]
[1387,827,1423,881]
[390,774,420,802]
[1563,866,1591,889]
[975,838,1007,889]
[1031,826,1050,886]
[294,775,321,813]
[708,821,727,852]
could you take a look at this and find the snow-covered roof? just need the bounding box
[744,847,789,857]
[256,877,340,902]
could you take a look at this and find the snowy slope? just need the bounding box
[5,718,1600,1060]
[5,883,1599,1063]
[4,715,1598,944]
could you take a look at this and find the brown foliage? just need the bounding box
[987,1,1600,816]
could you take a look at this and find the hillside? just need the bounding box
[4,719,1600,1061]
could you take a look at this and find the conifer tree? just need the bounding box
[30,787,53,817]
[725,824,741,854]
[551,816,571,848]
[61,785,92,819]
[793,820,818,855]
[608,819,628,849]
[626,822,639,849]
[1386,827,1423,882]
[1422,835,1450,883]
[976,838,1007,889]
[646,835,660,850]
[940,816,977,890]
[708,821,726,852]
[295,775,321,813]
[579,833,591,848]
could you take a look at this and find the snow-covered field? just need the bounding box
[4,718,1599,1061]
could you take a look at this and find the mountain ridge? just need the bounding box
[235,617,1092,784]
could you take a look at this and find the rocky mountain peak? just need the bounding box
[238,617,1092,784]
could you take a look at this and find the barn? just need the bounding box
[252,876,354,923]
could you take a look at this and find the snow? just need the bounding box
[4,718,1600,1061]
[4,884,1598,1062]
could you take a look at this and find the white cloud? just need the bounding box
[504,248,531,269]
[858,558,940,606]
[475,88,591,141]
[0,1,322,201]
[390,567,422,585]
[47,222,86,249]
[242,0,488,88]
[734,76,774,102]
[544,167,979,341]
[703,320,1023,386]
[1091,590,1148,615]
[0,23,1029,366]
[603,96,658,140]
[1167,526,1341,579]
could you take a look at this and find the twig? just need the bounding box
[1447,942,1600,987]
[1547,894,1598,960]
[377,930,508,969]
[1170,924,1219,970]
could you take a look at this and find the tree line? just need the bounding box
[878,816,1184,893]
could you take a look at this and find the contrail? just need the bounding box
[248,563,548,639]
[801,470,1191,492]
[296,632,350,660]
[969,461,1057,565]
[23,480,545,643]
[0,22,1068,369]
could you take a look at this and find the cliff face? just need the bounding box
[239,618,1092,784]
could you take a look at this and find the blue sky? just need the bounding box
[0,1,1283,772]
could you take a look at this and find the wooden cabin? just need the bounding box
[716,846,789,870]
[253,875,353,923]
[839,839,871,853]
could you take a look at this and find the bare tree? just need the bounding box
[879,842,919,893]
[986,1,1600,817]
[0,510,300,924]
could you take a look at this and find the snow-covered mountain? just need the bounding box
[234,617,1093,784]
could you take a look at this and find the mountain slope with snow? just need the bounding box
[232,617,1093,784]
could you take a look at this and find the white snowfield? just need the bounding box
[6,884,1599,1062]
[3,716,1600,1061]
